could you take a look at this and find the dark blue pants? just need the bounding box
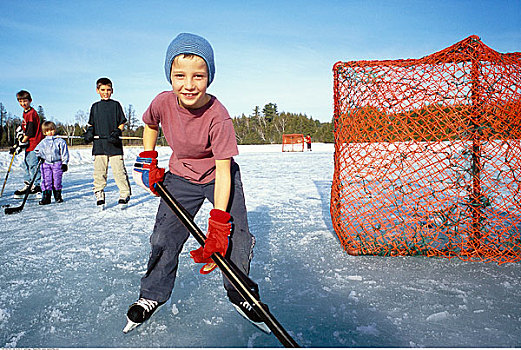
[140,162,256,303]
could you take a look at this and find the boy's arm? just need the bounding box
[143,124,159,151]
[214,159,231,212]
[21,122,36,143]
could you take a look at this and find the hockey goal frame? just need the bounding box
[282,134,304,152]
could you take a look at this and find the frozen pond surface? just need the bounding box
[1,144,520,347]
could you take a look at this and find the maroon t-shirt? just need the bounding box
[143,91,238,184]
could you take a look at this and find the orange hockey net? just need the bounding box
[331,35,521,264]
[282,133,304,152]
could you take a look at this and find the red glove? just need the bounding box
[133,150,165,196]
[190,209,231,274]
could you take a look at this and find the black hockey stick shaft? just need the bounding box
[0,152,16,197]
[5,158,43,215]
[155,182,299,348]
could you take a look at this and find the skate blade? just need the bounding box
[123,318,140,334]
[98,204,106,211]
[233,305,271,334]
[14,193,41,200]
[119,203,128,210]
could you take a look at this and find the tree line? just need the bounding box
[0,101,334,148]
[233,103,334,144]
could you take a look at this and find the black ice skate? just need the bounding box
[123,298,164,333]
[118,195,130,209]
[231,299,271,334]
[14,181,31,198]
[95,191,105,210]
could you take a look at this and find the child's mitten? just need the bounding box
[189,209,232,274]
[133,150,165,196]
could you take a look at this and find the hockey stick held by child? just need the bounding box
[132,150,299,347]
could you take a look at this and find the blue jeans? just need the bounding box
[24,150,41,186]
[139,162,256,303]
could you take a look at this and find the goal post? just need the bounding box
[331,35,521,264]
[282,134,304,152]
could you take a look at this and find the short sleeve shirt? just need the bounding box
[142,91,238,184]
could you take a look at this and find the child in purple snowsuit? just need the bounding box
[34,121,69,205]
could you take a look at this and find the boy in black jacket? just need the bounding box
[84,77,131,208]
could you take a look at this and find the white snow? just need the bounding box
[0,143,520,348]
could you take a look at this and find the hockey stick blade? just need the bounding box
[5,205,23,215]
[155,182,299,348]
[4,159,43,215]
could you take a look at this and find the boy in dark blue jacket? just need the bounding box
[84,77,131,208]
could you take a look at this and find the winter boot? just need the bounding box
[123,298,164,333]
[53,189,64,203]
[39,190,52,205]
[14,181,31,198]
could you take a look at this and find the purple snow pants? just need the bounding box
[40,162,64,191]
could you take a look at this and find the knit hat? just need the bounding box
[164,33,215,87]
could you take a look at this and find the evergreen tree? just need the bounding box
[262,103,278,122]
[37,105,46,124]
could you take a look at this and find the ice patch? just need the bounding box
[5,331,25,347]
[426,311,450,322]
[247,332,262,347]
[202,316,223,325]
[348,291,359,302]
[347,275,363,281]
[356,323,379,336]
[0,308,10,323]
[171,303,179,316]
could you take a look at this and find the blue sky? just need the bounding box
[1,0,520,124]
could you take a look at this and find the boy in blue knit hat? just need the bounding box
[126,33,268,334]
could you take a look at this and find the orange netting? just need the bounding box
[282,133,304,152]
[331,35,521,264]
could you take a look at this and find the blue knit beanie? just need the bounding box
[164,33,215,87]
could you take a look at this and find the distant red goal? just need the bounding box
[282,134,304,152]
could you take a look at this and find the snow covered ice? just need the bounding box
[1,144,520,348]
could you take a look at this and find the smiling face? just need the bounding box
[170,54,211,110]
[96,84,113,100]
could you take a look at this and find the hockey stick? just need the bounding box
[155,182,299,348]
[55,135,142,140]
[0,152,16,197]
[5,158,43,215]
